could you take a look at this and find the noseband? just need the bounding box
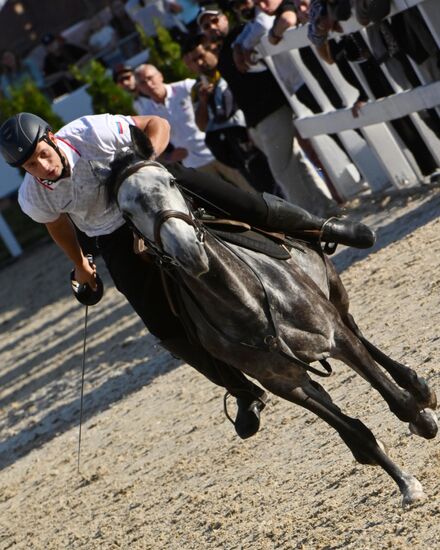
[114,160,205,262]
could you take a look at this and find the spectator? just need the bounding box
[253,0,347,64]
[182,34,282,195]
[198,3,336,214]
[112,63,137,94]
[271,0,439,180]
[353,0,391,26]
[134,63,254,190]
[366,11,440,139]
[109,0,142,58]
[87,13,122,67]
[326,31,439,179]
[0,49,44,98]
[168,0,201,44]
[234,0,345,198]
[41,33,88,97]
[282,1,390,64]
[125,0,188,40]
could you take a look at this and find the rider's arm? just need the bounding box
[45,214,97,289]
[132,115,171,159]
[167,163,269,223]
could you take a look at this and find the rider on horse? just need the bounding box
[0,112,375,439]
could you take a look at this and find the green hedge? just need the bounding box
[71,59,136,115]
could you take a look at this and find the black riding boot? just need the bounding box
[161,337,268,439]
[262,193,376,249]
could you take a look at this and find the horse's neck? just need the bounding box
[179,233,266,322]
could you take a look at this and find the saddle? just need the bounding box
[200,217,298,260]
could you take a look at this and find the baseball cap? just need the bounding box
[112,63,134,82]
[197,4,222,26]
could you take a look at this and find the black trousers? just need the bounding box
[97,223,264,400]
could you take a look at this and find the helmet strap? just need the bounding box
[39,133,71,182]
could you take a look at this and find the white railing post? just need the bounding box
[256,0,439,196]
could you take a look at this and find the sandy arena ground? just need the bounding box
[2,185,440,549]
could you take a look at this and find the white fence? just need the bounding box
[257,0,440,199]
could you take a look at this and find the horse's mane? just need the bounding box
[103,124,155,204]
[104,149,139,204]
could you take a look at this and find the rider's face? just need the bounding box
[22,133,65,180]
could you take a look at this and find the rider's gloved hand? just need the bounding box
[71,255,104,306]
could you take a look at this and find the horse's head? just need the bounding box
[106,127,209,277]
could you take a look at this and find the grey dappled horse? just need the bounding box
[105,133,438,507]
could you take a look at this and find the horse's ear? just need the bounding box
[129,124,155,160]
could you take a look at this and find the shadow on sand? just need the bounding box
[334,190,440,273]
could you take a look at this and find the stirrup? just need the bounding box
[223,391,268,425]
[223,392,235,426]
[319,217,339,255]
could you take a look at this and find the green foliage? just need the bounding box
[71,59,136,116]
[137,20,195,81]
[0,78,64,130]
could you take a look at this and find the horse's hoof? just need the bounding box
[414,377,437,410]
[409,409,438,439]
[401,476,426,508]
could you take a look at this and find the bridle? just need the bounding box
[113,160,205,263]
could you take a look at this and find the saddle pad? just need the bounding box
[208,226,292,260]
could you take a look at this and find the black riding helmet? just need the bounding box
[0,112,50,167]
[0,112,70,181]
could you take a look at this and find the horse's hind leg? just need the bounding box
[351,318,436,411]
[335,329,438,439]
[324,258,437,414]
[262,376,426,507]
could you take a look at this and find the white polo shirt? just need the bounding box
[134,80,214,169]
[18,114,134,237]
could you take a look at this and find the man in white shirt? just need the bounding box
[134,63,253,190]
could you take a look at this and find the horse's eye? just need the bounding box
[169,178,176,186]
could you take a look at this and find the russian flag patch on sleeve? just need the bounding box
[116,121,124,134]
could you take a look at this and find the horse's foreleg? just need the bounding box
[263,377,426,507]
[336,330,438,440]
